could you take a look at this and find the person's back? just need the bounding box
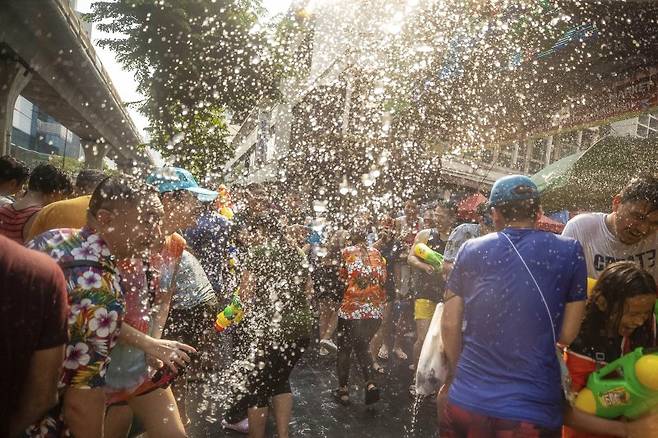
[447,228,586,427]
[0,235,68,436]
[184,207,229,292]
[25,194,91,241]
[441,175,587,437]
[0,163,71,244]
[246,237,313,343]
[0,203,43,243]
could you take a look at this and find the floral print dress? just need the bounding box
[26,227,124,437]
[338,245,387,320]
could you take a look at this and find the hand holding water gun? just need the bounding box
[413,243,444,273]
[574,347,658,419]
[214,294,244,333]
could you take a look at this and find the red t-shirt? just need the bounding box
[0,235,69,434]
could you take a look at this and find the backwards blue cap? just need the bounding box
[146,167,218,202]
[489,175,539,207]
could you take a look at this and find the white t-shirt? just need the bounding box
[561,212,657,280]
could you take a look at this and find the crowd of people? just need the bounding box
[0,153,657,438]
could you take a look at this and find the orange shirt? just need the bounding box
[338,245,387,320]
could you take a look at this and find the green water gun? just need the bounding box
[413,243,444,272]
[214,294,244,333]
[574,347,658,419]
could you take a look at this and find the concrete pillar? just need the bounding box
[544,136,554,166]
[492,143,500,165]
[82,141,108,169]
[0,58,32,155]
[341,74,354,136]
[523,139,533,174]
[511,141,520,167]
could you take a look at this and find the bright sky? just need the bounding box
[76,0,293,141]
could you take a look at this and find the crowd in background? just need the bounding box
[1,153,657,438]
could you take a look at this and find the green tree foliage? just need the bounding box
[87,0,279,178]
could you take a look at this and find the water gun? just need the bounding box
[413,243,444,271]
[574,347,658,419]
[215,184,234,220]
[214,294,244,333]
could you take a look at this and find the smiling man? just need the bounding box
[562,175,658,282]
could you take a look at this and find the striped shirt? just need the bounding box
[0,204,42,244]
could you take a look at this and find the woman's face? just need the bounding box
[617,295,655,337]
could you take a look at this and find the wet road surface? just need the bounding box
[186,338,439,438]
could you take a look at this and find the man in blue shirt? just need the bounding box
[184,204,230,293]
[440,175,587,437]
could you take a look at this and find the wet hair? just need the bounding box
[235,208,285,240]
[0,155,29,186]
[75,169,106,194]
[492,198,540,222]
[580,262,656,347]
[88,175,158,216]
[620,175,658,213]
[404,200,418,209]
[436,200,457,215]
[161,188,192,202]
[246,182,267,197]
[27,163,72,195]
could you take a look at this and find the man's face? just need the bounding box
[162,190,202,232]
[248,189,270,215]
[434,206,453,232]
[120,193,164,257]
[404,201,418,219]
[612,198,658,245]
[617,295,655,337]
[423,210,436,229]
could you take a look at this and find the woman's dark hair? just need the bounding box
[579,261,656,348]
[27,163,72,195]
[0,155,29,185]
[436,200,457,215]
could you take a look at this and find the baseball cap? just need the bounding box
[489,175,539,207]
[146,167,218,202]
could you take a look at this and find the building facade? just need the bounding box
[225,0,658,198]
[12,96,83,160]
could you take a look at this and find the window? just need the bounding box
[13,108,32,134]
[553,131,581,159]
[13,96,34,134]
[497,142,522,170]
[636,111,658,138]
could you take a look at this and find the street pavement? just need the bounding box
[185,338,439,438]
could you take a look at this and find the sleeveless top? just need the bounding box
[0,204,42,244]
